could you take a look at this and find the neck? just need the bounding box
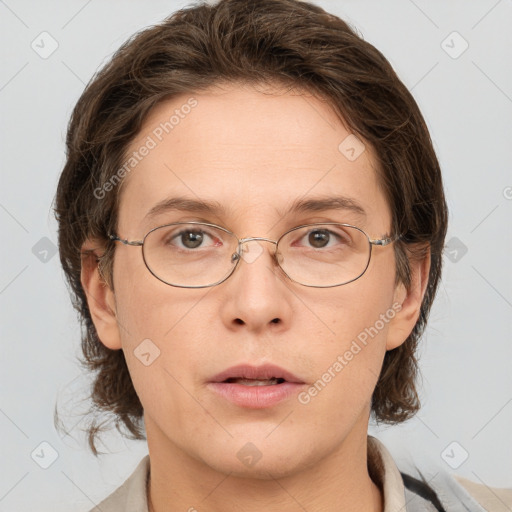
[145,417,383,512]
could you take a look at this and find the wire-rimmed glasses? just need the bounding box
[109,221,400,288]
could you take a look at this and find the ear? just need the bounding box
[80,239,122,350]
[386,247,431,351]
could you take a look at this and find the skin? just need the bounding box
[82,82,430,512]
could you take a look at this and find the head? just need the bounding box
[55,0,447,473]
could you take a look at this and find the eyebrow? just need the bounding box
[143,194,367,221]
[287,195,366,218]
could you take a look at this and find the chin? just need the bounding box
[195,436,319,480]
[206,453,309,480]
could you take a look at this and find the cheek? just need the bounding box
[111,249,200,384]
[299,254,397,404]
[310,258,396,351]
[113,245,204,339]
[113,279,213,433]
[297,305,391,433]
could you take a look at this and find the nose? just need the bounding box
[219,238,293,333]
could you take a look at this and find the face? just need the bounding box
[101,83,409,479]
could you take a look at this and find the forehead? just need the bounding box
[117,83,390,235]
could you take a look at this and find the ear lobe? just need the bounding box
[386,248,431,351]
[80,239,122,350]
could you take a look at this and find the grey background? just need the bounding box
[1,0,511,510]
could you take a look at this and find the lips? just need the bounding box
[207,364,306,409]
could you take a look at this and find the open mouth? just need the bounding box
[209,366,305,408]
[223,377,286,386]
[210,363,305,385]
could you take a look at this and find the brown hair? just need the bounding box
[54,0,448,454]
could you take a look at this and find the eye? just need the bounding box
[168,229,220,250]
[297,228,350,249]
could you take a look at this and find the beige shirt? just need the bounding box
[90,436,511,511]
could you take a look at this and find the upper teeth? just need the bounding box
[230,378,281,386]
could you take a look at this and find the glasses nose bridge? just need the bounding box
[238,236,278,247]
[235,236,280,265]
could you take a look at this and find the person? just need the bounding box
[54,0,510,510]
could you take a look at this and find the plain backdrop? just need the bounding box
[1,0,511,510]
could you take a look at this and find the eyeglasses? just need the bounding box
[109,222,399,288]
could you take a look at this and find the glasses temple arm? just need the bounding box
[108,234,143,246]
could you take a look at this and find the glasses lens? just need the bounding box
[278,224,370,287]
[142,223,239,287]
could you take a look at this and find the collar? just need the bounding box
[368,435,410,511]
